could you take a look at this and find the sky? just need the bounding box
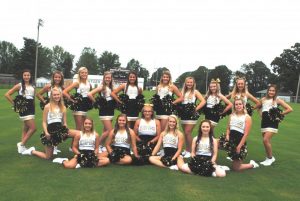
[1,0,300,79]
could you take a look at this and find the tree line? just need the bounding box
[0,38,299,95]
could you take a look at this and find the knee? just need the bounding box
[263,137,270,144]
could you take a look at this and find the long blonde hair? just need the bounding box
[231,77,248,99]
[181,77,196,99]
[205,79,221,99]
[102,71,113,92]
[49,88,66,113]
[158,71,173,89]
[77,67,88,83]
[163,115,180,136]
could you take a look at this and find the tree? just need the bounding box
[126,59,149,88]
[51,45,74,78]
[0,41,19,74]
[149,67,169,86]
[209,65,232,94]
[175,71,193,88]
[271,43,300,95]
[98,51,121,74]
[75,47,98,74]
[61,52,74,79]
[37,46,53,78]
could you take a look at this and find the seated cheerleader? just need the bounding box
[53,117,110,168]
[88,71,115,152]
[225,98,259,171]
[203,79,232,129]
[259,84,293,166]
[133,104,161,164]
[103,114,139,165]
[111,71,143,129]
[177,120,226,177]
[5,69,36,153]
[22,88,76,159]
[149,115,184,170]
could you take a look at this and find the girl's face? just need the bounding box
[52,90,61,102]
[209,83,217,93]
[128,73,137,84]
[104,74,112,85]
[79,69,88,80]
[118,116,127,127]
[23,72,31,82]
[201,122,211,135]
[53,73,62,85]
[185,78,194,89]
[162,74,170,84]
[83,119,93,132]
[268,87,276,98]
[234,100,244,112]
[168,117,177,130]
[143,106,153,119]
[237,80,245,91]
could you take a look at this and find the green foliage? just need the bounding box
[149,67,170,86]
[209,65,232,94]
[51,46,74,78]
[0,41,19,74]
[75,47,99,74]
[98,51,121,74]
[126,58,149,87]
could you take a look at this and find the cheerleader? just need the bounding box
[63,67,92,130]
[259,84,293,166]
[149,115,184,170]
[177,120,226,177]
[225,98,259,171]
[133,104,161,163]
[204,79,232,128]
[5,69,36,153]
[153,71,183,131]
[88,71,115,150]
[111,71,143,128]
[36,71,64,110]
[179,77,206,158]
[227,76,260,115]
[103,114,139,165]
[22,88,76,159]
[53,117,110,168]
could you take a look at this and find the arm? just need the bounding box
[138,87,143,95]
[195,90,206,111]
[72,133,81,155]
[225,115,231,141]
[130,129,139,158]
[171,85,183,105]
[62,82,79,101]
[190,137,197,157]
[36,84,51,103]
[149,120,161,144]
[133,119,141,142]
[5,84,21,105]
[94,133,100,155]
[171,132,184,161]
[277,98,293,115]
[236,115,252,153]
[225,92,232,99]
[105,130,115,154]
[246,92,260,109]
[62,109,67,127]
[110,84,126,104]
[152,133,163,155]
[211,138,218,164]
[87,85,102,103]
[219,94,233,114]
[42,105,50,139]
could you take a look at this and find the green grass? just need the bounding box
[0,89,299,201]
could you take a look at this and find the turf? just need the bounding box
[0,89,299,201]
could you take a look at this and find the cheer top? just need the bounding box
[47,86,63,97]
[157,86,172,99]
[182,91,196,104]
[76,82,91,97]
[47,108,63,124]
[138,119,156,136]
[19,83,34,99]
[100,85,113,101]
[206,95,220,108]
[262,98,278,112]
[163,133,178,149]
[125,84,139,99]
[234,94,248,104]
[230,113,247,134]
[195,137,212,156]
[113,130,130,149]
[79,131,96,151]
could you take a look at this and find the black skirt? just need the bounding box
[228,130,248,160]
[19,99,35,117]
[77,150,99,168]
[261,111,279,130]
[188,155,215,176]
[160,147,178,167]
[204,108,220,123]
[99,100,116,116]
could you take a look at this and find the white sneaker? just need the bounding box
[183,151,191,158]
[52,158,68,164]
[17,142,27,154]
[157,149,164,156]
[98,145,103,153]
[226,156,233,161]
[250,160,259,168]
[182,150,187,156]
[212,172,217,177]
[169,165,179,171]
[101,146,107,152]
[260,157,275,166]
[75,164,81,169]
[54,146,61,153]
[219,165,230,171]
[22,147,35,155]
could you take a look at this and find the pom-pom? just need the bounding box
[39,96,50,110]
[150,94,162,111]
[218,133,229,151]
[188,156,215,176]
[68,93,93,111]
[161,94,175,114]
[176,103,200,120]
[161,155,176,167]
[108,147,127,163]
[117,94,129,113]
[268,107,284,123]
[40,125,69,146]
[13,95,28,113]
[227,142,248,160]
[136,94,145,111]
[77,151,99,168]
[246,103,253,116]
[94,96,107,109]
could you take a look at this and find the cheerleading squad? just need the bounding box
[5,68,293,176]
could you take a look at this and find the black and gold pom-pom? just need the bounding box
[94,96,107,109]
[77,151,99,168]
[117,93,129,113]
[246,103,253,116]
[218,133,229,151]
[136,94,145,111]
[161,155,176,167]
[68,93,83,111]
[227,142,248,161]
[268,107,284,123]
[188,156,215,177]
[161,94,175,114]
[150,94,162,112]
[176,103,200,120]
[40,125,69,146]
[13,95,28,113]
[39,96,50,110]
[108,148,127,163]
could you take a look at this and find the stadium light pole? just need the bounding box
[155,67,159,86]
[296,73,300,103]
[205,68,212,92]
[34,19,44,84]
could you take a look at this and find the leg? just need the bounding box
[128,121,135,129]
[32,146,54,160]
[177,156,193,174]
[182,124,195,152]
[160,119,168,132]
[22,119,36,145]
[262,132,275,158]
[232,160,254,171]
[99,120,113,145]
[63,158,78,169]
[73,115,85,130]
[149,156,166,168]
[117,155,132,165]
[98,156,110,167]
[21,122,29,143]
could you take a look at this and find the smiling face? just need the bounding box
[267,86,276,98]
[236,79,245,92]
[128,73,137,84]
[79,68,88,80]
[142,105,153,119]
[209,83,217,93]
[234,99,244,113]
[162,74,170,85]
[185,78,194,89]
[168,116,177,130]
[83,118,93,133]
[53,73,62,85]
[117,115,127,128]
[200,121,211,136]
[104,73,112,85]
[22,71,31,83]
[51,89,61,103]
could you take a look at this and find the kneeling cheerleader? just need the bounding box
[149,115,184,170]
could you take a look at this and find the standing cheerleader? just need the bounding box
[104,114,139,165]
[63,67,92,130]
[149,115,184,170]
[111,71,143,128]
[178,77,206,158]
[22,88,76,159]
[88,71,115,150]
[259,84,293,166]
[152,71,183,131]
[53,117,110,168]
[36,71,64,110]
[204,79,232,128]
[225,98,259,171]
[133,104,161,163]
[177,120,226,177]
[5,69,36,153]
[228,77,260,115]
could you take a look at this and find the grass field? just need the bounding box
[0,89,299,201]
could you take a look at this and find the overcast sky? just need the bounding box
[1,0,300,79]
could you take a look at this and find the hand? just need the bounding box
[225,135,229,141]
[236,145,241,154]
[135,154,140,159]
[45,133,51,140]
[171,156,176,161]
[191,153,196,158]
